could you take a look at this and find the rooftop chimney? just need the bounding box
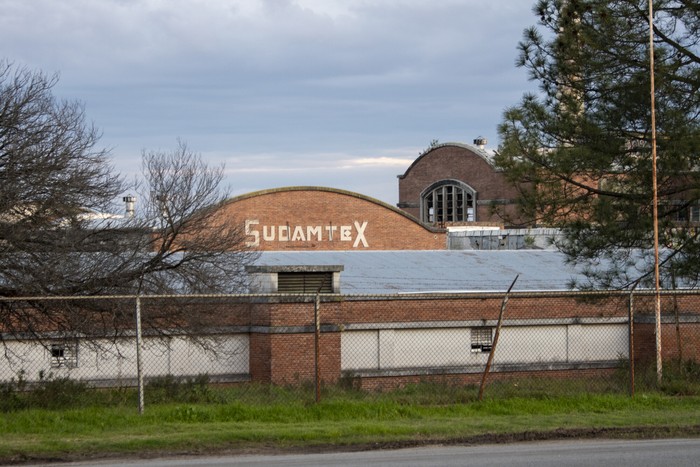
[123,195,136,218]
[473,137,487,150]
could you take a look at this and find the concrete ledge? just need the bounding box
[634,314,700,324]
[339,317,628,331]
[342,360,622,378]
[78,373,251,389]
[246,265,344,273]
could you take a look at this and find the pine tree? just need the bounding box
[496,0,700,288]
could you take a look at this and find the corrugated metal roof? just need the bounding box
[253,250,587,294]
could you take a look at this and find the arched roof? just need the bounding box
[223,186,444,233]
[398,142,497,180]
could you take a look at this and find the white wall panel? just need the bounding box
[341,331,379,370]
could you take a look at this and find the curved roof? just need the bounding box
[223,186,444,233]
[398,142,497,179]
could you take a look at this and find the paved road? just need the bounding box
[25,438,700,467]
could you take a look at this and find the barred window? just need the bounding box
[471,328,492,353]
[421,181,475,224]
[669,203,700,223]
[50,341,79,368]
[690,205,700,222]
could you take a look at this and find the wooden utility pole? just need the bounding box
[478,275,519,401]
[648,0,663,383]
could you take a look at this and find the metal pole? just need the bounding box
[135,296,145,415]
[649,0,663,384]
[628,284,638,397]
[314,293,321,403]
[479,275,519,401]
[671,272,683,370]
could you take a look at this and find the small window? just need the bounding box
[690,205,700,222]
[471,328,493,353]
[50,342,79,368]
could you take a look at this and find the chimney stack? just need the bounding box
[123,195,136,218]
[473,137,487,150]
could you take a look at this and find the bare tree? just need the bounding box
[135,140,258,296]
[0,61,257,346]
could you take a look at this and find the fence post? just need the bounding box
[478,275,518,401]
[628,285,637,397]
[671,272,683,371]
[314,293,321,403]
[135,296,145,415]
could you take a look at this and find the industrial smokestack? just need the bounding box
[123,195,136,218]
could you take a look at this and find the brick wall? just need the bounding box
[397,144,527,226]
[334,294,627,324]
[634,322,700,362]
[214,187,447,251]
[246,292,700,387]
[6,291,699,389]
[246,298,340,385]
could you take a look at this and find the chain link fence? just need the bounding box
[1,289,699,410]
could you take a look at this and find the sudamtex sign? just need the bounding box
[245,219,369,248]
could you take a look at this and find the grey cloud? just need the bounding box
[2,0,537,205]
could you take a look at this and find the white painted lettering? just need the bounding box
[279,225,290,241]
[245,219,259,247]
[291,225,306,241]
[263,225,275,241]
[325,225,338,241]
[353,221,368,248]
[244,219,370,248]
[307,225,322,241]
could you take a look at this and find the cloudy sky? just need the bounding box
[2,0,537,205]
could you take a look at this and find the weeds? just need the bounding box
[144,374,216,404]
[634,359,700,396]
[0,371,27,412]
[0,371,98,412]
[1,360,699,414]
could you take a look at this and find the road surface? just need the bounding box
[24,438,700,467]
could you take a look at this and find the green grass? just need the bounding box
[1,386,700,462]
[1,367,700,462]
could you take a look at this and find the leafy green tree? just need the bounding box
[496,0,700,288]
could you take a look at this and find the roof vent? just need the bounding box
[473,137,487,149]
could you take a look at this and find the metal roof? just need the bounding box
[254,250,588,294]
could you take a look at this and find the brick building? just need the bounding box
[3,147,699,390]
[397,142,529,228]
[215,186,447,251]
[244,250,700,388]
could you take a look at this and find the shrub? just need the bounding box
[27,372,92,410]
[0,371,28,412]
[144,374,214,403]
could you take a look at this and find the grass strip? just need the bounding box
[1,392,700,462]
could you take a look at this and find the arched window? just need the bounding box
[421,181,476,224]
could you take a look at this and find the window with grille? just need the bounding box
[278,272,333,293]
[690,205,700,222]
[50,341,79,368]
[471,328,493,353]
[421,181,476,224]
[669,203,700,223]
